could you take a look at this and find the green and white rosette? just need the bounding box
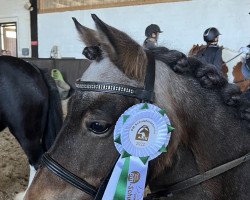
[102,103,174,200]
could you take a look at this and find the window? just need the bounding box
[0,23,17,57]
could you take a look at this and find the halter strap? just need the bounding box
[146,152,250,199]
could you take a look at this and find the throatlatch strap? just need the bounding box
[147,152,250,199]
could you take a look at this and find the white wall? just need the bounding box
[38,0,250,58]
[0,0,31,57]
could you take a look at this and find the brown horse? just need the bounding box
[24,15,250,200]
[222,48,250,92]
[189,44,250,92]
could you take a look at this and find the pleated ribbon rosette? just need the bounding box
[102,103,174,200]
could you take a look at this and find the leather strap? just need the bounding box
[93,160,117,200]
[147,152,250,199]
[144,52,156,95]
[224,51,243,64]
[75,81,154,102]
[42,153,97,197]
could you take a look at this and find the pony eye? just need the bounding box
[88,122,111,134]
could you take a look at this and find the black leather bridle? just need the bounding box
[146,152,250,199]
[41,52,156,199]
[41,50,250,199]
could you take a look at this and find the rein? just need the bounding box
[223,51,243,64]
[41,52,156,199]
[146,152,250,199]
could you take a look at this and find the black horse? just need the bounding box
[0,56,63,176]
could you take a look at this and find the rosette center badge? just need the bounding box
[131,119,155,146]
[117,103,172,159]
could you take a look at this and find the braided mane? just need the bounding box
[147,47,250,126]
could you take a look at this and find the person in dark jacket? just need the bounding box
[196,27,223,72]
[143,24,162,49]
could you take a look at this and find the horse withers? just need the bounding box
[0,56,63,194]
[25,15,250,200]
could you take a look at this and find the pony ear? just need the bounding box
[91,14,147,80]
[72,17,101,47]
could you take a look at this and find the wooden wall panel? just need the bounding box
[39,0,189,13]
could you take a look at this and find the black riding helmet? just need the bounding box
[203,27,221,43]
[145,24,163,37]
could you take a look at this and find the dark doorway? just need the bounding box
[0,22,17,57]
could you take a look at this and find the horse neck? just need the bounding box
[187,119,249,170]
[150,64,249,193]
[149,113,249,197]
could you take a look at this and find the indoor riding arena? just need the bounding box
[0,0,249,200]
[0,129,28,200]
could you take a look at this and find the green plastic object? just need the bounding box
[51,69,70,100]
[51,69,65,82]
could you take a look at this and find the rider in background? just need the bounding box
[195,27,224,72]
[143,24,162,49]
[240,44,250,80]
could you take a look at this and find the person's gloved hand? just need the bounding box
[239,46,250,54]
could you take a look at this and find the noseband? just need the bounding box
[41,52,156,199]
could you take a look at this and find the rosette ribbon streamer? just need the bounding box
[102,103,174,200]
